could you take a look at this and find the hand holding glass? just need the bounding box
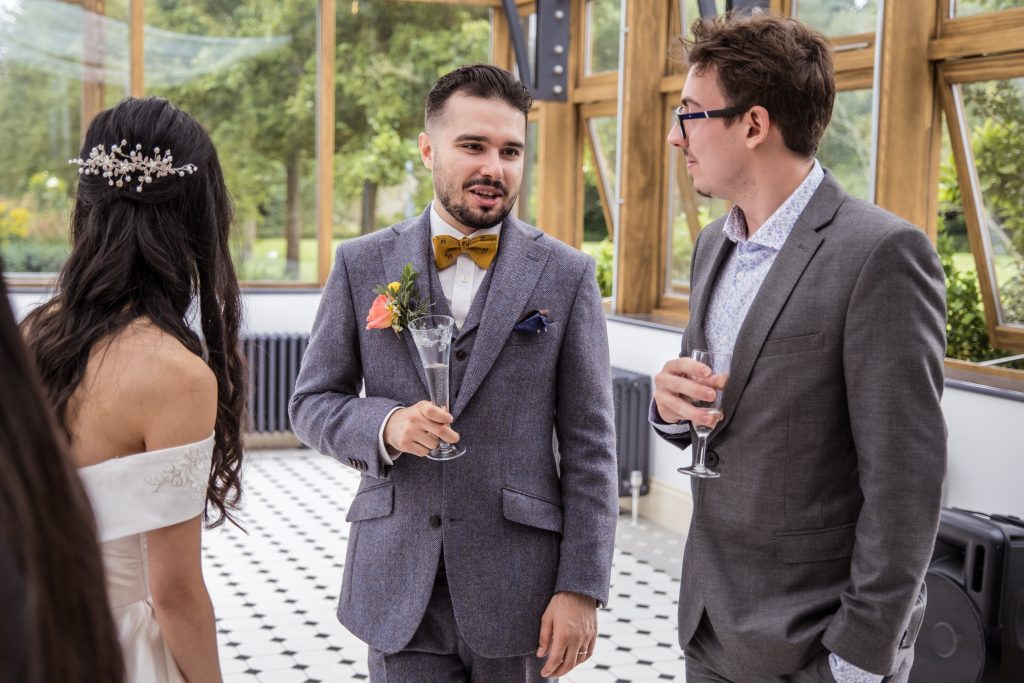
[677,349,730,479]
[408,315,466,461]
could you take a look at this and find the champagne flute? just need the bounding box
[677,349,730,479]
[408,315,466,461]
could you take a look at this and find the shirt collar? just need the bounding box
[721,159,824,250]
[429,203,503,240]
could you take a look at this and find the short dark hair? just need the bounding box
[677,13,835,157]
[425,63,533,129]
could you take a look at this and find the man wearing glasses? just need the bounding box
[651,13,947,683]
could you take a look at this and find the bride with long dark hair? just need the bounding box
[22,96,245,683]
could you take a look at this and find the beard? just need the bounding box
[434,167,520,231]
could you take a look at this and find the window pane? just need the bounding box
[954,0,1024,17]
[519,121,539,226]
[676,0,726,35]
[959,78,1024,327]
[937,111,1016,360]
[794,0,878,36]
[588,116,618,212]
[817,88,873,201]
[585,0,621,75]
[144,2,316,282]
[0,0,130,275]
[333,4,490,249]
[581,140,613,297]
[665,144,728,291]
[516,12,537,85]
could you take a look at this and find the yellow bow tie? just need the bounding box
[432,233,499,270]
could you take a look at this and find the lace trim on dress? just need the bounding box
[144,441,209,497]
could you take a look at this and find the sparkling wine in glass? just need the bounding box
[677,349,730,479]
[408,315,466,461]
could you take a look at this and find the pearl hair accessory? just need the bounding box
[69,140,197,193]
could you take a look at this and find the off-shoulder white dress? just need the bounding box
[79,434,215,683]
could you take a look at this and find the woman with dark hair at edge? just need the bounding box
[0,263,124,683]
[22,96,246,683]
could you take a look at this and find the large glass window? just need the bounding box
[937,110,1021,364]
[145,2,316,283]
[957,77,1024,328]
[584,0,621,75]
[953,0,1024,17]
[793,0,878,36]
[0,0,129,275]
[817,88,874,201]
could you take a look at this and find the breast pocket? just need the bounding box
[760,331,824,358]
[506,321,561,347]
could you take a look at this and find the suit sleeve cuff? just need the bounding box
[648,399,690,435]
[829,653,884,683]
[377,407,403,465]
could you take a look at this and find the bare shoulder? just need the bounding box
[98,320,216,447]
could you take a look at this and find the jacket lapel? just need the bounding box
[716,174,845,435]
[687,225,734,353]
[451,218,549,419]
[379,210,433,396]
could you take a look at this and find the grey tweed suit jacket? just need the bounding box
[658,172,947,679]
[289,209,619,658]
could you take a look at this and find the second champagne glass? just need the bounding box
[677,349,730,479]
[408,315,466,461]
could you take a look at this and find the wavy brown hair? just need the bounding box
[676,12,835,157]
[0,266,124,683]
[22,97,245,528]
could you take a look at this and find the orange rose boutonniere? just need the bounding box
[365,263,430,334]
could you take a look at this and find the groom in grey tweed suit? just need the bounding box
[290,65,619,681]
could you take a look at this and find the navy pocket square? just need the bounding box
[514,309,551,334]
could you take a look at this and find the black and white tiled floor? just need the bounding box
[204,450,688,682]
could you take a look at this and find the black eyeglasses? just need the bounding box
[672,105,747,139]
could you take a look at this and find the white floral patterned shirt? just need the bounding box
[704,160,824,357]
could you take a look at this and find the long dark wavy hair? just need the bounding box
[0,266,124,683]
[22,96,245,528]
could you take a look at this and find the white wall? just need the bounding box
[9,290,323,335]
[10,290,1023,518]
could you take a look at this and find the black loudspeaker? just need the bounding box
[911,508,1024,683]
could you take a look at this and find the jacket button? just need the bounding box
[706,450,720,468]
[429,515,442,528]
[455,350,467,361]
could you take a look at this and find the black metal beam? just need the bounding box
[502,0,569,102]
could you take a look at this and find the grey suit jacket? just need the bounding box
[659,172,947,678]
[289,209,619,658]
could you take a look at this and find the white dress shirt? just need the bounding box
[377,204,503,463]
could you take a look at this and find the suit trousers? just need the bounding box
[368,557,550,682]
[684,612,915,683]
